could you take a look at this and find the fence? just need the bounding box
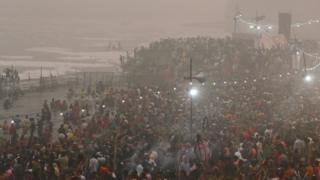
[18,71,127,92]
[20,74,79,91]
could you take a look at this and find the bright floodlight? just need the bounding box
[189,88,198,97]
[305,75,312,82]
[268,26,272,30]
[249,25,255,29]
[257,26,261,30]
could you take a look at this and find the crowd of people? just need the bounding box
[0,37,320,179]
[123,37,297,87]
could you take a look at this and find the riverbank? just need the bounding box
[0,86,70,120]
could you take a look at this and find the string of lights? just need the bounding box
[292,19,320,28]
[235,14,320,70]
[299,50,320,71]
[236,15,274,31]
[182,46,319,87]
[236,15,320,31]
[190,70,303,89]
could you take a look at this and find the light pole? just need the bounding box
[184,58,204,139]
[189,58,193,139]
[189,87,198,138]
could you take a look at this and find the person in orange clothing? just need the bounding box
[314,160,320,179]
[99,163,112,178]
[281,164,296,180]
[304,163,315,179]
[250,147,257,159]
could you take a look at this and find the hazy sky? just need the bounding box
[0,0,318,21]
[0,0,319,40]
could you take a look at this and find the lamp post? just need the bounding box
[189,87,198,138]
[184,58,203,139]
[189,58,194,139]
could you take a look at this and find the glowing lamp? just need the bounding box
[189,88,198,97]
[305,75,312,82]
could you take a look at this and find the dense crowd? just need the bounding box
[123,37,295,87]
[0,37,320,179]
